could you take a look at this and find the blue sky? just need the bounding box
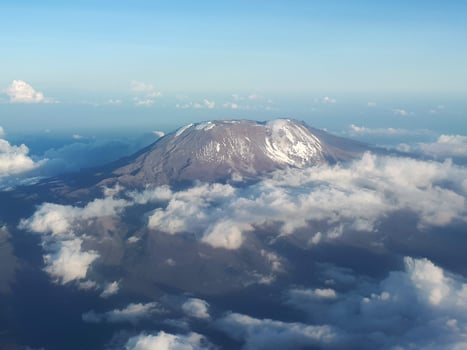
[0,0,466,134]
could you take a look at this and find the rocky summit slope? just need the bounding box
[99,118,368,187]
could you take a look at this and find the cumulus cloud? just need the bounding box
[20,196,129,236]
[201,220,251,250]
[124,331,213,350]
[418,134,467,157]
[144,153,466,249]
[43,238,99,284]
[100,280,120,298]
[286,256,467,349]
[0,130,42,177]
[4,80,47,103]
[147,183,236,236]
[22,152,467,263]
[182,298,210,320]
[216,312,339,350]
[19,195,129,284]
[82,302,160,324]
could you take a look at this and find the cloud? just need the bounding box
[82,302,160,324]
[346,124,431,137]
[320,96,337,104]
[216,312,339,350]
[100,280,120,298]
[153,130,165,138]
[418,134,467,157]
[223,102,239,110]
[201,220,251,249]
[0,129,43,178]
[0,139,40,177]
[38,137,156,177]
[4,80,47,103]
[176,99,216,110]
[289,288,337,301]
[223,94,274,111]
[43,238,99,284]
[20,196,129,236]
[286,256,467,349]
[124,331,213,350]
[145,153,466,249]
[147,183,236,235]
[19,195,129,284]
[106,302,159,323]
[392,108,413,116]
[130,80,161,106]
[130,81,155,93]
[182,298,210,320]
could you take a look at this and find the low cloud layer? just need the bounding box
[146,153,467,248]
[20,153,467,286]
[286,256,467,349]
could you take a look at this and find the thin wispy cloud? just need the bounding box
[130,80,161,107]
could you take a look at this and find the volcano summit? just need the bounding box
[97,118,368,187]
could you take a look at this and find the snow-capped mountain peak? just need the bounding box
[101,119,368,186]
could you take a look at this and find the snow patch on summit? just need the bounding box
[175,123,194,137]
[264,119,323,167]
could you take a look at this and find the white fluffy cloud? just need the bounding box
[20,195,129,284]
[83,302,160,324]
[418,134,467,157]
[217,313,339,350]
[0,132,41,177]
[147,183,238,246]
[44,238,99,284]
[125,331,212,350]
[182,298,210,320]
[286,256,467,349]
[5,80,46,103]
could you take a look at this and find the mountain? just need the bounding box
[27,119,370,199]
[97,118,368,187]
